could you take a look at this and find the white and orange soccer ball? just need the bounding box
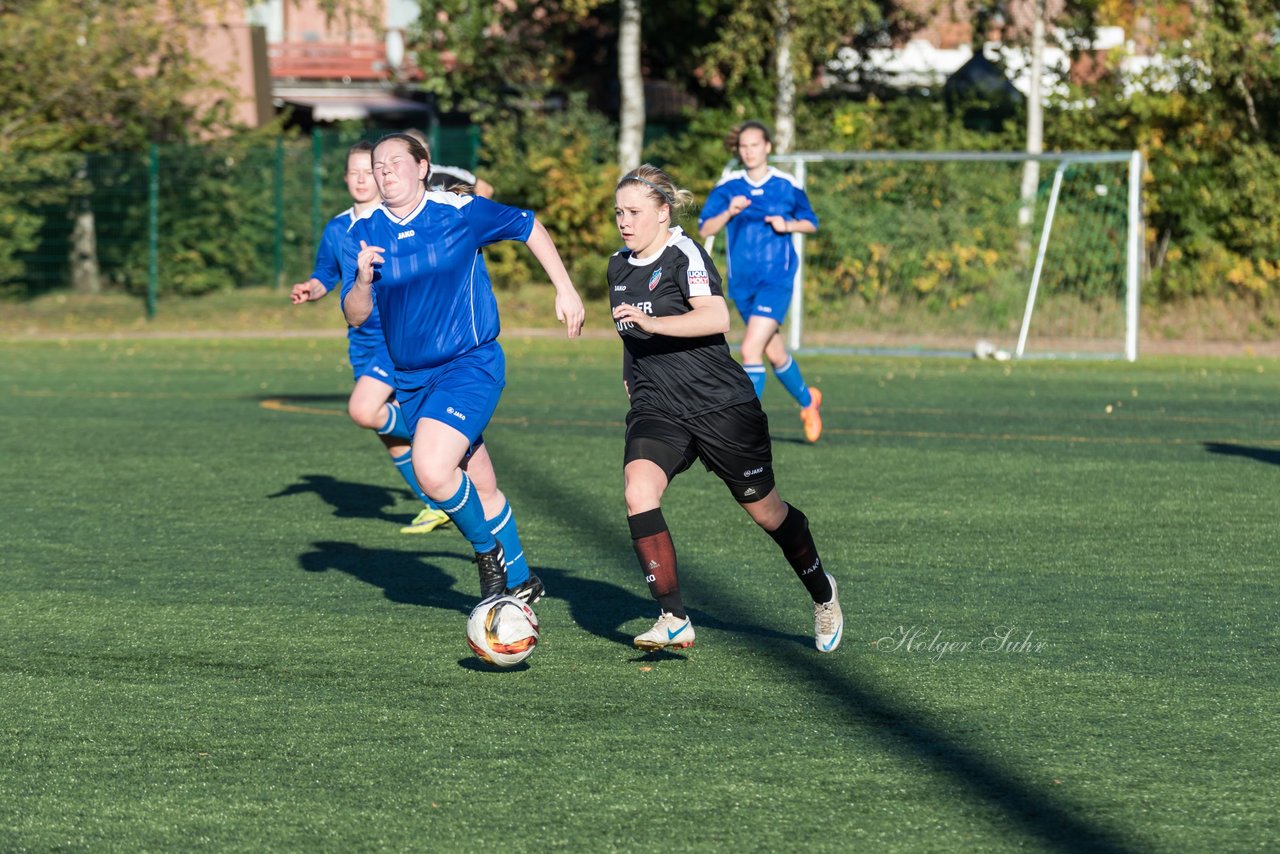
[466,595,540,668]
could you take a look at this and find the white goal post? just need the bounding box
[760,150,1144,361]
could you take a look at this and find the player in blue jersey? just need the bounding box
[698,121,825,443]
[290,141,451,535]
[341,132,585,603]
[610,164,843,652]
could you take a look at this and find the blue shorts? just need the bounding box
[393,341,505,446]
[348,328,395,385]
[730,278,793,325]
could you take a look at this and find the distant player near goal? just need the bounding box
[698,120,824,442]
[610,164,843,653]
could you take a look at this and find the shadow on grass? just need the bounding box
[489,448,1139,854]
[268,474,411,523]
[1203,441,1280,467]
[524,565,810,649]
[299,540,474,614]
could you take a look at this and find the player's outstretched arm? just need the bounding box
[290,278,328,304]
[525,220,584,338]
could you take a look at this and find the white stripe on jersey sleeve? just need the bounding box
[350,204,379,227]
[431,164,478,185]
[712,167,748,189]
[669,229,713,297]
[768,165,804,188]
[423,191,474,210]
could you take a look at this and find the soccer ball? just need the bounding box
[466,595,540,668]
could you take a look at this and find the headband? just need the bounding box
[626,175,674,208]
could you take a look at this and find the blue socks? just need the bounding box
[391,449,433,505]
[488,500,529,586]
[774,356,813,408]
[744,362,767,398]
[376,401,413,442]
[440,473,498,553]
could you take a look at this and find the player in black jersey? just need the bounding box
[609,164,843,653]
[405,129,495,198]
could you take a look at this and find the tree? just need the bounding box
[0,0,243,155]
[407,0,611,118]
[617,0,644,172]
[0,0,245,293]
[1052,0,1280,299]
[695,0,908,145]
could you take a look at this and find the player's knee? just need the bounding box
[412,455,456,495]
[347,401,381,430]
[624,484,662,516]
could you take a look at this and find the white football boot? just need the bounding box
[814,573,843,652]
[633,611,695,651]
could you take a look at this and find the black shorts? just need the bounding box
[624,401,775,503]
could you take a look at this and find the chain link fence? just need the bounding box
[1,125,482,315]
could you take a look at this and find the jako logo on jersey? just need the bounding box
[743,466,764,477]
[613,285,627,291]
[372,366,389,378]
[648,268,662,291]
[398,229,416,239]
[446,407,466,421]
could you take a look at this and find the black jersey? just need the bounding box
[608,227,758,419]
[427,164,477,192]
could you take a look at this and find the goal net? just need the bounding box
[725,151,1143,361]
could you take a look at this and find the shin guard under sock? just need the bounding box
[628,508,685,618]
[767,503,832,603]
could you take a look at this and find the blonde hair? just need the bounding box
[616,164,694,214]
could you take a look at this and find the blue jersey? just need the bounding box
[313,207,385,347]
[698,166,819,291]
[340,192,535,374]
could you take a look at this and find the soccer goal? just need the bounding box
[758,150,1143,361]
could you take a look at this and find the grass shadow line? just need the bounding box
[488,432,1140,853]
[1203,441,1280,467]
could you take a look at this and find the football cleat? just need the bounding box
[400,507,452,535]
[473,544,507,600]
[505,573,545,605]
[633,611,695,651]
[814,572,843,653]
[800,387,823,443]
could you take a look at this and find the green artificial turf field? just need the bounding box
[1,335,1276,852]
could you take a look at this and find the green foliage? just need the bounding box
[0,153,83,297]
[407,0,608,117]
[481,96,621,299]
[1048,0,1280,302]
[0,0,235,154]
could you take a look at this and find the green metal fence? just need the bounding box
[0,125,482,315]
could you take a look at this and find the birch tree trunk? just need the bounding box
[70,160,101,295]
[617,0,645,174]
[773,0,796,154]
